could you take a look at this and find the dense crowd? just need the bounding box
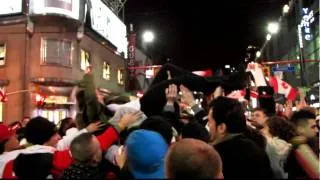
[0,63,319,179]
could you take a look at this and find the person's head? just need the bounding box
[207,97,246,143]
[70,133,102,165]
[181,122,210,143]
[140,116,173,144]
[58,117,75,137]
[25,116,61,147]
[266,116,297,142]
[125,129,168,179]
[165,138,223,179]
[243,125,267,150]
[290,110,318,138]
[0,124,20,154]
[251,108,268,129]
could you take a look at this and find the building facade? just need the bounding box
[0,0,128,124]
[262,0,319,89]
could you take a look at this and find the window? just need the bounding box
[41,39,72,66]
[0,44,6,66]
[103,62,111,80]
[80,49,90,71]
[117,68,125,85]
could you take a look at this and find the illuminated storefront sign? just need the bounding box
[0,1,23,15]
[90,0,128,58]
[29,0,80,20]
[300,8,315,41]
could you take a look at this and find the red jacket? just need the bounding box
[1,127,119,178]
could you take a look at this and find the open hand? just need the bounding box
[119,111,144,129]
[180,85,196,107]
[165,84,178,105]
[86,121,106,133]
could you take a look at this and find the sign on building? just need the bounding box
[90,0,128,58]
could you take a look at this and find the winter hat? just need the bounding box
[25,116,57,145]
[140,116,173,144]
[0,124,13,143]
[13,153,53,179]
[181,122,210,143]
[126,130,168,179]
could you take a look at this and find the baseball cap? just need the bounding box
[125,129,168,179]
[0,124,13,143]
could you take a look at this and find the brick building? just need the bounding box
[0,0,127,124]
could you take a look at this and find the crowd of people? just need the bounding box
[0,63,319,179]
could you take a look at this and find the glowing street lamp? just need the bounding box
[267,22,279,34]
[266,34,272,41]
[256,51,261,58]
[283,4,290,14]
[142,30,155,43]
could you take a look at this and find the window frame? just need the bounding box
[102,62,111,80]
[80,48,91,71]
[117,67,125,85]
[0,43,7,67]
[41,38,73,67]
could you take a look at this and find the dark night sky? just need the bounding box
[124,0,287,71]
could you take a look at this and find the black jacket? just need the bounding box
[214,134,273,179]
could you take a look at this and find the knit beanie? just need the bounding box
[25,116,57,145]
[181,122,210,143]
[140,116,173,145]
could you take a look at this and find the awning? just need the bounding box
[31,77,79,87]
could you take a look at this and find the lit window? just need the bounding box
[0,44,6,66]
[80,49,90,71]
[41,39,72,66]
[117,68,125,85]
[103,62,111,80]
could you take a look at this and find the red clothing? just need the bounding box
[1,127,119,178]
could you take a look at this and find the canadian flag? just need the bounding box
[227,89,258,101]
[269,76,297,100]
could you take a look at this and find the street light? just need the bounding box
[266,34,272,41]
[283,4,290,14]
[256,51,261,58]
[142,30,155,43]
[267,22,279,34]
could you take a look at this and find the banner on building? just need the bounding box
[128,33,136,78]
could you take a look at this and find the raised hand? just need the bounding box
[118,111,144,130]
[165,84,178,105]
[167,70,172,80]
[86,121,106,133]
[180,84,196,107]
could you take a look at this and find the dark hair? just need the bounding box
[267,116,297,142]
[166,138,222,179]
[58,118,75,137]
[70,133,95,163]
[181,122,210,143]
[290,109,316,126]
[0,140,8,154]
[25,116,57,145]
[243,126,267,150]
[140,116,173,144]
[209,97,246,133]
[13,153,53,179]
[253,108,268,114]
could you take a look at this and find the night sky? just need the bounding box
[125,0,287,71]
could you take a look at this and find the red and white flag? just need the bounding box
[269,76,297,100]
